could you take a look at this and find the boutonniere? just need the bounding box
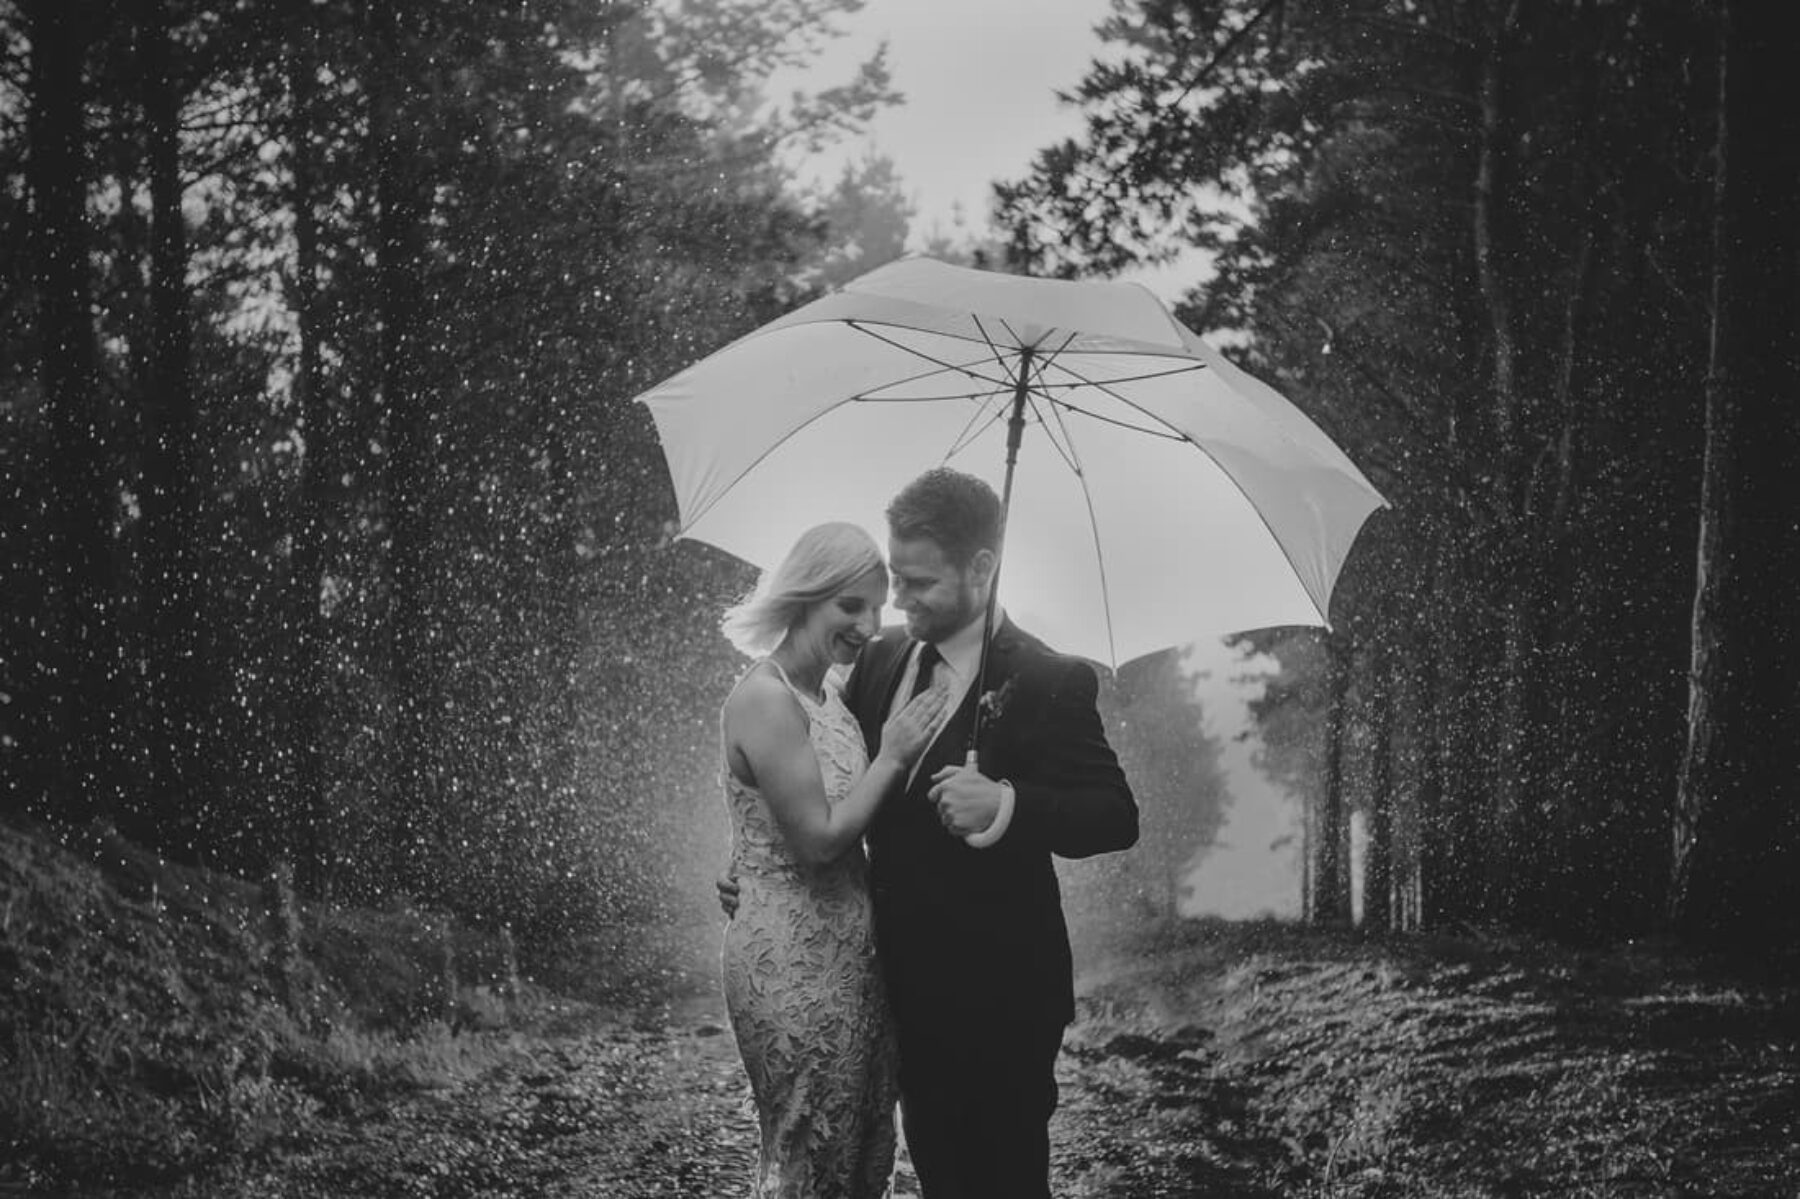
[977,677,1019,728]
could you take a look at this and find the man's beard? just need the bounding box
[909,583,982,643]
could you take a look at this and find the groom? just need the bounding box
[849,467,1138,1198]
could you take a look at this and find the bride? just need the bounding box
[717,522,948,1197]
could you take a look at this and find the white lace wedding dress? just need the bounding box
[719,663,900,1198]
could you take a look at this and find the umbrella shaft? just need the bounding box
[971,353,1033,755]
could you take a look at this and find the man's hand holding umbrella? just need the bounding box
[930,750,1007,839]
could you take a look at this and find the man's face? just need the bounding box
[888,534,988,645]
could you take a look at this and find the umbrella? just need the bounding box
[635,256,1386,672]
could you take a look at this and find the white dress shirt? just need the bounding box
[887,607,1016,847]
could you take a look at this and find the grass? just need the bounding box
[1065,918,1800,1197]
[0,818,545,1196]
[6,821,1796,1197]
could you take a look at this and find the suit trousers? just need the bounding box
[897,1015,1065,1199]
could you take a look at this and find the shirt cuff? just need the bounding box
[964,779,1015,849]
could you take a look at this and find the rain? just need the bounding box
[3,1,1798,1196]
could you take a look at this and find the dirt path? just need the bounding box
[206,924,1800,1198]
[216,991,1296,1198]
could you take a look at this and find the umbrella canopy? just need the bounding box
[637,256,1386,669]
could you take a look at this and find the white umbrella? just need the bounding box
[636,256,1386,670]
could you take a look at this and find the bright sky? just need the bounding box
[782,0,1113,240]
[775,0,1208,301]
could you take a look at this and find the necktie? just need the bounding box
[909,643,941,700]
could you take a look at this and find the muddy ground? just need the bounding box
[190,922,1799,1198]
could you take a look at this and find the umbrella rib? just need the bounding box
[846,320,1020,394]
[1036,356,1199,441]
[1017,326,1082,376]
[887,309,1017,458]
[679,324,1025,534]
[1046,397,1190,441]
[1050,355,1334,629]
[1036,366,1212,440]
[674,326,1001,531]
[971,314,1050,396]
[971,317,1087,398]
[1047,359,1212,389]
[1007,344,1084,473]
[1035,391,1121,669]
[947,398,1014,460]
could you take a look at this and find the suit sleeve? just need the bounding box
[1001,658,1138,859]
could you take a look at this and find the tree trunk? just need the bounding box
[1310,630,1354,927]
[369,0,438,899]
[1671,0,1800,949]
[1470,0,1601,932]
[287,15,331,894]
[24,0,121,824]
[1470,0,1536,927]
[1424,524,1486,927]
[1362,639,1395,935]
[1488,581,1542,921]
[1391,643,1428,935]
[136,0,205,847]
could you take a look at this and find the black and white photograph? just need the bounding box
[2,1,1796,1195]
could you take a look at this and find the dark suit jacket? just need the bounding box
[844,617,1137,1035]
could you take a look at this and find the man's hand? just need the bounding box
[928,751,1003,838]
[716,873,741,919]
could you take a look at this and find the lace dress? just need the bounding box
[720,663,900,1198]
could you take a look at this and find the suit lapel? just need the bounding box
[969,618,1022,770]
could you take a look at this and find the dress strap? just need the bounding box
[762,657,822,708]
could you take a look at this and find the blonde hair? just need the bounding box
[721,522,887,657]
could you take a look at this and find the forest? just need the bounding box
[3,0,1798,1192]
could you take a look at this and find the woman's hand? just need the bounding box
[877,683,950,770]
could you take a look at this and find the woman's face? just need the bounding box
[800,566,886,666]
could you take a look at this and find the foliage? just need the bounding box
[996,0,1732,941]
[0,817,557,1193]
[0,0,903,968]
[804,152,914,289]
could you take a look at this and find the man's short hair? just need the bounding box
[886,468,1003,569]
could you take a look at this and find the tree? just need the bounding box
[281,0,331,889]
[996,0,1719,940]
[1670,0,1800,949]
[19,0,122,825]
[1311,629,1353,926]
[1063,648,1229,956]
[2,0,905,977]
[132,0,207,843]
[806,152,913,290]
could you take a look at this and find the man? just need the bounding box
[726,468,1138,1197]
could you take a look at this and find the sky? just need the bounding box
[770,0,1205,301]
[778,0,1116,243]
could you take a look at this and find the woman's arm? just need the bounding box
[726,670,945,866]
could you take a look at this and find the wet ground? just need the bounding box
[210,996,1294,1199]
[193,921,1800,1198]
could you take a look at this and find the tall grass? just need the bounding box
[0,819,543,1194]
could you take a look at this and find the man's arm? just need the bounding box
[998,658,1137,858]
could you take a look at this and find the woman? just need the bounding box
[718,522,947,1198]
